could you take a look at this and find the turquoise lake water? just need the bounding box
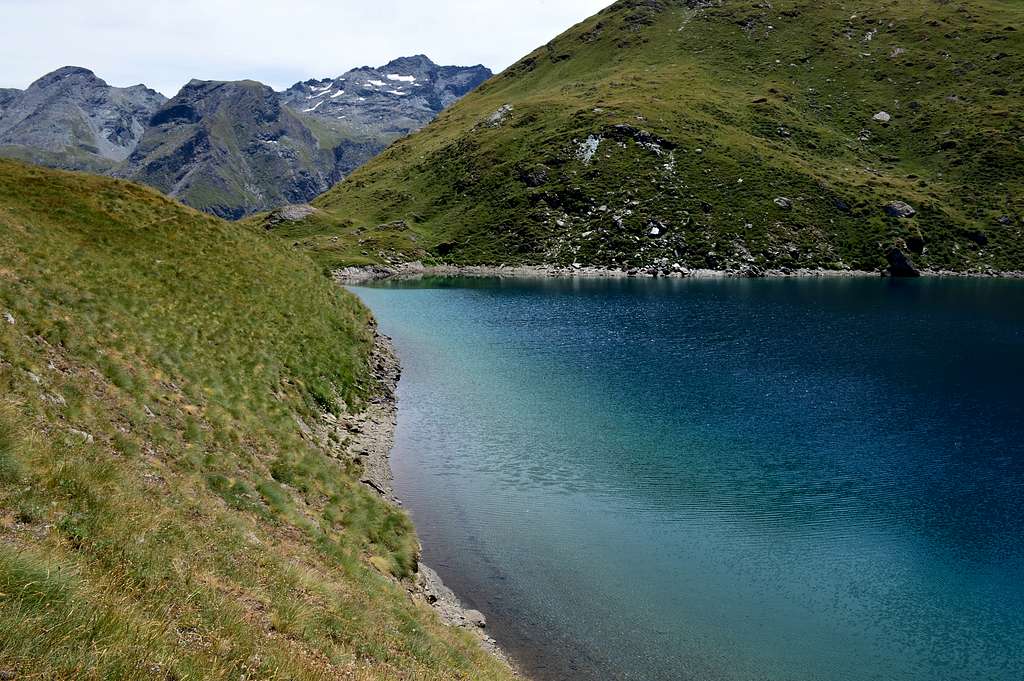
[352,277,1024,681]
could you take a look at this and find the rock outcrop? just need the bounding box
[884,201,917,219]
[886,248,921,277]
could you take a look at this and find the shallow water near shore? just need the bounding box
[352,276,1024,681]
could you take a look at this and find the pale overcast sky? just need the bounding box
[0,0,611,97]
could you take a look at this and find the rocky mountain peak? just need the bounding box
[279,55,491,129]
[30,66,101,89]
[170,79,278,113]
[381,54,436,72]
[126,77,329,220]
[0,66,166,169]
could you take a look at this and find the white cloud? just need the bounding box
[0,0,612,97]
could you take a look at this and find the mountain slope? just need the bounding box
[292,0,1024,275]
[0,159,513,680]
[122,79,337,219]
[0,67,165,172]
[0,89,19,115]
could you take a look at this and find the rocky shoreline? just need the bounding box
[316,330,517,670]
[334,261,1024,284]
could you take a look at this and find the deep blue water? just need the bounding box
[352,277,1024,681]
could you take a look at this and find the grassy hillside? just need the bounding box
[0,159,512,680]
[0,144,119,175]
[283,0,1024,274]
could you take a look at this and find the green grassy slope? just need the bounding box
[288,0,1023,274]
[0,159,512,680]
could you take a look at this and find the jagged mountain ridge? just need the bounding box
[0,57,491,218]
[0,67,166,172]
[278,55,493,182]
[282,55,493,132]
[292,0,1024,275]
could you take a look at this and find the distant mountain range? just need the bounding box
[0,57,491,218]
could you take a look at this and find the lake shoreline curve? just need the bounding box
[326,329,520,673]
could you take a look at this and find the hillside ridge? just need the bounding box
[284,0,1023,276]
[0,158,515,680]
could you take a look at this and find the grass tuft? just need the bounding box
[0,415,22,484]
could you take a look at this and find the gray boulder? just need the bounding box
[884,201,917,218]
[886,247,921,277]
[463,609,487,628]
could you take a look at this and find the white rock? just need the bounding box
[873,111,892,123]
[577,135,602,164]
[68,428,94,444]
[485,104,513,127]
[3,312,14,325]
[884,201,917,219]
